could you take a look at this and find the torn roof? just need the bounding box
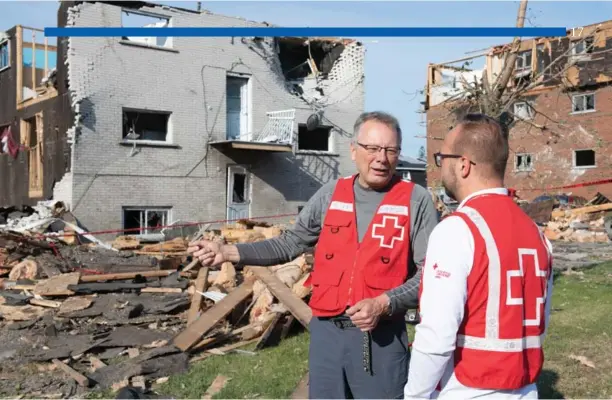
[489,18,612,54]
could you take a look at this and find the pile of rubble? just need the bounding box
[543,204,612,244]
[0,210,313,398]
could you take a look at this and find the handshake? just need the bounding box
[186,239,240,267]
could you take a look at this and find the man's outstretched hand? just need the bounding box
[346,294,391,332]
[187,239,227,267]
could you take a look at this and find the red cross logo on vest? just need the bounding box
[371,215,405,249]
[507,248,548,326]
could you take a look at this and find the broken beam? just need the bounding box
[249,267,312,329]
[173,280,254,351]
[52,359,91,387]
[187,267,209,325]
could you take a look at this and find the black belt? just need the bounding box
[326,316,373,375]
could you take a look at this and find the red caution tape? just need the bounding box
[517,178,612,191]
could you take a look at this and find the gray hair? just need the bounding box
[352,111,402,146]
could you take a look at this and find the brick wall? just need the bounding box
[64,2,364,234]
[426,85,612,201]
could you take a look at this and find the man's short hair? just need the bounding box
[453,113,509,179]
[353,111,402,146]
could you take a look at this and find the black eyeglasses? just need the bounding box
[356,142,401,157]
[433,152,476,167]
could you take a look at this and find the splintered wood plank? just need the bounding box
[255,312,283,350]
[249,267,312,329]
[187,267,209,325]
[173,280,254,351]
[52,359,91,387]
[34,272,80,296]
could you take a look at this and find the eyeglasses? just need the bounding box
[433,152,476,167]
[356,142,401,157]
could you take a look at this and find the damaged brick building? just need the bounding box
[2,1,365,235]
[0,25,72,207]
[424,20,612,201]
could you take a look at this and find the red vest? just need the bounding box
[307,174,414,317]
[420,193,552,390]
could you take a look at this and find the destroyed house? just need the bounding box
[0,25,72,208]
[424,20,612,201]
[42,1,365,236]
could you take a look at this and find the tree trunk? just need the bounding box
[489,0,529,114]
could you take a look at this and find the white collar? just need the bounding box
[458,187,508,209]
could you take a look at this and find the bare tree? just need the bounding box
[424,0,607,135]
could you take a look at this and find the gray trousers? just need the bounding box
[308,317,410,399]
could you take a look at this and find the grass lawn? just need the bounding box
[156,261,612,399]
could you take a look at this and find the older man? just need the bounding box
[405,114,554,399]
[189,111,438,399]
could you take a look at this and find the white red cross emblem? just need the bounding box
[371,215,405,249]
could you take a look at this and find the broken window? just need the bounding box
[0,39,9,70]
[123,109,170,141]
[122,207,170,235]
[572,93,595,113]
[515,153,533,171]
[21,113,44,198]
[121,10,171,48]
[515,50,532,72]
[572,37,595,55]
[513,101,535,120]
[297,124,331,152]
[573,149,595,168]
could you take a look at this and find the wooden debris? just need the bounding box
[58,296,93,314]
[127,348,140,358]
[140,238,188,253]
[8,259,38,280]
[30,298,62,308]
[51,358,91,387]
[250,267,312,328]
[112,236,140,250]
[255,312,283,350]
[212,262,236,289]
[552,202,612,218]
[187,267,209,325]
[202,375,231,399]
[89,356,107,372]
[189,338,260,363]
[173,280,255,351]
[34,272,80,296]
[0,304,48,321]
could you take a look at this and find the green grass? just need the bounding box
[157,262,612,399]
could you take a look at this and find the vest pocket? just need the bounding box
[362,273,403,291]
[309,268,345,312]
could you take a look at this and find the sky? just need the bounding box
[1,1,609,158]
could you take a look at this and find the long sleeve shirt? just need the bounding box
[404,188,554,400]
[235,177,439,315]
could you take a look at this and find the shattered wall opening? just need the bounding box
[121,9,171,48]
[297,124,331,152]
[278,38,345,80]
[276,38,365,105]
[122,109,171,141]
